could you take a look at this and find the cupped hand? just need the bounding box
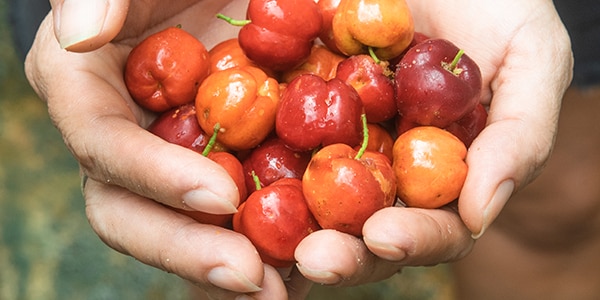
[25,0,310,298]
[403,0,573,237]
[294,0,573,290]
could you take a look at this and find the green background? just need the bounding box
[0,0,453,298]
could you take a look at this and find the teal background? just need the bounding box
[0,0,453,298]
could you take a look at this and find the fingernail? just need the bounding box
[206,267,262,293]
[235,295,255,300]
[362,237,408,262]
[182,189,238,214]
[295,263,341,285]
[56,0,108,49]
[472,180,514,239]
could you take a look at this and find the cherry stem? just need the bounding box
[251,170,262,191]
[216,13,251,26]
[448,49,465,73]
[368,47,381,64]
[354,114,369,160]
[201,123,221,157]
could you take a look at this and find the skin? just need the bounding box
[25,0,573,299]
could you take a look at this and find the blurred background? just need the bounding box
[0,0,454,299]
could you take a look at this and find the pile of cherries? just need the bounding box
[123,0,487,268]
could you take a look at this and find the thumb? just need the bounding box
[50,0,130,52]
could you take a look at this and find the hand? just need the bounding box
[293,0,573,290]
[25,0,573,299]
[404,0,573,237]
[26,0,310,299]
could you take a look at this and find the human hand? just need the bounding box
[403,0,573,237]
[26,0,313,299]
[292,0,573,290]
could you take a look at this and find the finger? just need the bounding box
[27,22,239,214]
[49,0,130,51]
[203,260,312,299]
[74,118,241,214]
[71,96,241,213]
[193,264,289,300]
[294,229,400,286]
[84,177,264,295]
[458,5,573,238]
[362,206,474,265]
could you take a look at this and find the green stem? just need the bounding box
[368,47,381,64]
[201,123,221,157]
[354,114,369,160]
[448,49,465,75]
[216,13,251,26]
[251,170,262,191]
